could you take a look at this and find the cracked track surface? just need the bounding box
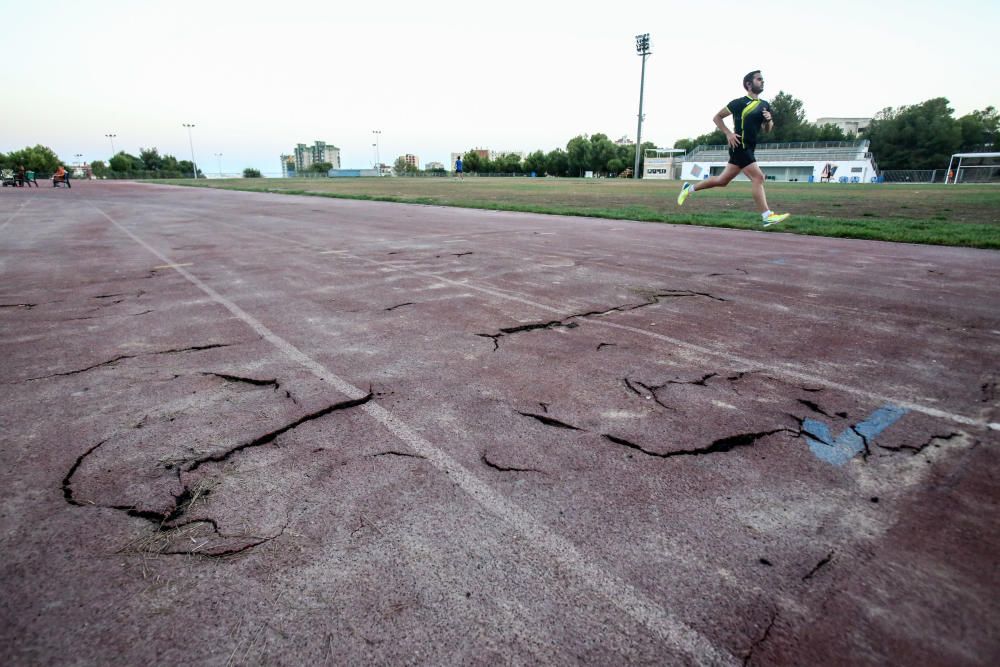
[1,183,998,666]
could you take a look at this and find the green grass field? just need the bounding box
[166,177,1000,249]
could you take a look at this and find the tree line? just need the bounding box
[452,136,657,178]
[671,92,997,171]
[451,93,995,176]
[4,94,995,178]
[93,148,202,178]
[0,146,203,178]
[0,145,63,175]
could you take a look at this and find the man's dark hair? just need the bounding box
[743,70,761,91]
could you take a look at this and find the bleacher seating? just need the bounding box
[685,141,871,163]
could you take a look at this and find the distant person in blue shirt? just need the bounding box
[455,156,463,179]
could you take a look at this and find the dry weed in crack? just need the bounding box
[122,519,290,559]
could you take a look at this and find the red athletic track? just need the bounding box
[2,181,998,666]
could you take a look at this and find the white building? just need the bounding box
[815,117,872,135]
[643,148,685,180]
[680,140,879,183]
[425,161,445,171]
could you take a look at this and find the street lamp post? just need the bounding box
[105,134,117,157]
[214,153,223,178]
[633,33,651,180]
[182,123,198,179]
[74,153,83,165]
[372,130,382,176]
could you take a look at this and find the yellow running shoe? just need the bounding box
[763,212,790,227]
[677,182,693,205]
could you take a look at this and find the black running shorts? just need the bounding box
[728,147,756,168]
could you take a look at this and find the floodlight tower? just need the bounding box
[105,133,117,157]
[372,130,382,175]
[182,123,198,179]
[215,153,223,177]
[633,33,651,180]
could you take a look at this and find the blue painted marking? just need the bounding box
[804,404,909,466]
[769,258,786,265]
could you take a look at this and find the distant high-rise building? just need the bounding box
[281,141,341,176]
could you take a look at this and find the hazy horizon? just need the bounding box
[3,0,997,174]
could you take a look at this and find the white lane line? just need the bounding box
[208,217,998,432]
[1,200,31,232]
[153,262,193,270]
[91,204,736,666]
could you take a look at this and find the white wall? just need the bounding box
[680,158,877,183]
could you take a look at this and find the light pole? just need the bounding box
[105,133,117,157]
[214,153,223,177]
[74,153,83,166]
[633,33,651,180]
[182,123,198,179]
[372,130,382,176]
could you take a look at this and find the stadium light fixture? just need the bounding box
[105,133,117,157]
[373,130,382,176]
[633,33,651,180]
[182,124,198,179]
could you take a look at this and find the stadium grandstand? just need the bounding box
[680,140,879,183]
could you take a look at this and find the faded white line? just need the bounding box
[0,200,31,231]
[92,203,735,666]
[213,217,1000,432]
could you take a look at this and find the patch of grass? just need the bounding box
[161,178,1000,249]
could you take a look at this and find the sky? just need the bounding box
[3,0,998,175]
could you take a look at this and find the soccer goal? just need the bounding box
[945,152,1000,184]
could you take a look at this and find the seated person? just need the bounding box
[52,165,71,188]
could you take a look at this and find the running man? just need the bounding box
[677,70,789,226]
